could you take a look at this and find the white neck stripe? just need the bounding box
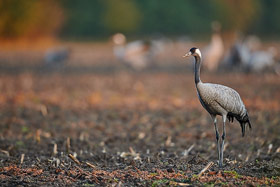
[195,49,202,58]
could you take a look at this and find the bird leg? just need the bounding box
[212,116,220,166]
[219,115,227,168]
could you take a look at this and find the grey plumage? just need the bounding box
[197,83,251,136]
[183,47,251,167]
[44,47,70,68]
[224,37,277,72]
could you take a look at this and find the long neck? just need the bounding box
[194,56,202,84]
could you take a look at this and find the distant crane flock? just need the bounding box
[183,47,252,167]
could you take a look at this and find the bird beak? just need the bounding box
[183,52,192,58]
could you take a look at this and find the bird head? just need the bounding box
[183,47,201,58]
[112,33,126,45]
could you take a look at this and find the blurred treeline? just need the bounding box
[0,0,280,40]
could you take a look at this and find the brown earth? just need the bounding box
[0,64,280,186]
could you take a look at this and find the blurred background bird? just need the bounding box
[112,33,164,70]
[203,21,224,71]
[224,35,278,72]
[44,47,71,69]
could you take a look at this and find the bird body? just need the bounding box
[183,47,251,167]
[44,47,70,68]
[197,83,246,117]
[225,36,277,72]
[112,33,160,70]
[203,34,224,71]
[248,50,275,72]
[113,40,151,70]
[203,22,224,71]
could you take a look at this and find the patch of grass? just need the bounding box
[15,140,24,147]
[202,183,215,187]
[21,126,29,133]
[151,179,169,187]
[224,170,240,179]
[149,172,158,177]
[107,178,119,183]
[202,181,229,186]
[192,174,198,179]
[271,176,280,180]
[249,145,255,151]
[82,183,95,186]
[218,182,228,186]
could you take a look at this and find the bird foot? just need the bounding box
[217,161,223,168]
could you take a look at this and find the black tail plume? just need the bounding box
[237,112,252,137]
[227,114,234,123]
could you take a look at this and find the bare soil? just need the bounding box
[0,67,280,186]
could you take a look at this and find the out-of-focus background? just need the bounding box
[1,1,280,186]
[0,0,279,72]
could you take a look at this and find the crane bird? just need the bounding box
[183,47,252,167]
[112,33,162,70]
[203,21,224,71]
[224,36,277,72]
[44,47,71,68]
